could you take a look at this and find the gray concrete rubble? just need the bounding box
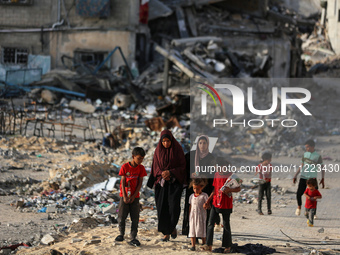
[0,0,339,254]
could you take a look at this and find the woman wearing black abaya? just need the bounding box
[150,129,187,241]
[182,135,216,236]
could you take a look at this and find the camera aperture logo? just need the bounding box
[199,83,312,128]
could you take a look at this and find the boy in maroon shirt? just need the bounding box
[304,178,322,227]
[115,147,147,246]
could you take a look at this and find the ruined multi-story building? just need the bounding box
[0,0,146,82]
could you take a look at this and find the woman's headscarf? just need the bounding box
[195,135,210,169]
[151,129,186,185]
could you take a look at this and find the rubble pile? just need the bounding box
[307,55,340,78]
[301,22,336,74]
[1,1,339,253]
[0,0,335,163]
[0,117,190,196]
[144,0,323,87]
[231,182,290,206]
[68,217,106,233]
[0,177,41,196]
[45,162,114,192]
[192,78,339,158]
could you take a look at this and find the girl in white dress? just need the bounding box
[188,178,209,251]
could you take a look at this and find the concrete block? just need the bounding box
[41,234,55,245]
[71,238,82,243]
[102,204,116,214]
[46,205,57,213]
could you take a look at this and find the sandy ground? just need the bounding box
[0,134,339,254]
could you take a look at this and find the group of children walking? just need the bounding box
[114,138,323,251]
[255,140,323,228]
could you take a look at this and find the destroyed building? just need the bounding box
[325,0,340,54]
[0,0,147,84]
[0,0,336,144]
[146,0,324,80]
[0,1,340,254]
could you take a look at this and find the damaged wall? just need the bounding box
[0,33,50,56]
[0,32,50,82]
[61,0,140,28]
[327,0,340,54]
[50,31,136,69]
[0,1,53,27]
[0,0,139,30]
[0,0,140,70]
[222,36,291,78]
[282,0,322,18]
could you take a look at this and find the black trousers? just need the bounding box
[206,205,232,248]
[297,178,318,207]
[258,182,271,211]
[155,181,183,235]
[118,197,140,239]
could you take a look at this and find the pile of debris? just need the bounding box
[300,21,336,75]
[143,0,324,89]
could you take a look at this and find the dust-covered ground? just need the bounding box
[1,78,340,254]
[0,134,339,254]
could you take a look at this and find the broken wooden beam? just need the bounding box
[155,45,197,79]
[135,63,160,86]
[183,47,212,71]
[171,36,222,47]
[207,22,275,34]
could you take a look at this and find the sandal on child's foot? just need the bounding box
[128,239,141,247]
[161,235,170,242]
[188,247,195,251]
[200,244,212,251]
[295,208,301,216]
[256,209,264,215]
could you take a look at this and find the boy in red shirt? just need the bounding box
[115,147,147,246]
[202,158,241,253]
[304,178,322,227]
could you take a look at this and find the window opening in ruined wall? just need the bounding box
[1,47,28,65]
[80,53,105,66]
[74,50,107,67]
